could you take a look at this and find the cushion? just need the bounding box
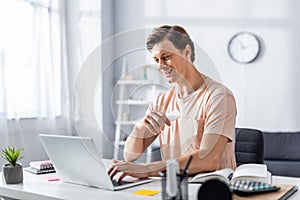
[263,132,300,161]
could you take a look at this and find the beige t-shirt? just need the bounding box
[148,75,237,170]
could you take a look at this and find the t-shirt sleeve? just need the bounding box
[203,92,237,142]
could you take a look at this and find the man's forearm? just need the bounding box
[147,160,167,177]
[123,121,148,161]
[124,135,144,161]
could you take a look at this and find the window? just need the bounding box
[0,0,64,119]
[78,0,102,63]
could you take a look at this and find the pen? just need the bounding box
[183,155,193,175]
[178,155,193,199]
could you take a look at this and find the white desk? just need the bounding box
[0,171,299,200]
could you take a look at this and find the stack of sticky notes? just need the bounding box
[132,189,161,196]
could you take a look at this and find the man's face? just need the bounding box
[151,39,188,83]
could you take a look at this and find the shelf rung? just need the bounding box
[114,141,126,145]
[115,121,137,125]
[116,100,149,105]
[117,80,154,85]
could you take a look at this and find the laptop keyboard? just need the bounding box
[112,179,133,186]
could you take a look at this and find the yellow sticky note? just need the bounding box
[132,189,161,196]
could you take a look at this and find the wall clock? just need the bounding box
[227,32,261,64]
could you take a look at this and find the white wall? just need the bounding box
[110,0,300,132]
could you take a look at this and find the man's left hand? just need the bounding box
[107,160,150,182]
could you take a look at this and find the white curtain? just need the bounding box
[0,0,72,166]
[71,0,103,155]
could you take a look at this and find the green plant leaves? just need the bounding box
[0,147,24,166]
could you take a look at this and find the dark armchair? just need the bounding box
[235,128,264,166]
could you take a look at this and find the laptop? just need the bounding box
[39,134,153,190]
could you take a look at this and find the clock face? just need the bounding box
[228,32,261,64]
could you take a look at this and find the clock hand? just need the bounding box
[238,41,245,49]
[243,44,257,48]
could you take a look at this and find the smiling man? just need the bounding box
[108,25,237,182]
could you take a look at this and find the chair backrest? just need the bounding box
[235,128,264,166]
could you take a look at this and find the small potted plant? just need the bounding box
[1,146,24,184]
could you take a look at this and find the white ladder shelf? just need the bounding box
[113,59,155,163]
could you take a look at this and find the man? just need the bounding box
[108,25,237,182]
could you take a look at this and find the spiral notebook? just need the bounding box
[25,160,56,175]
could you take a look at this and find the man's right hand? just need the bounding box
[144,111,171,135]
